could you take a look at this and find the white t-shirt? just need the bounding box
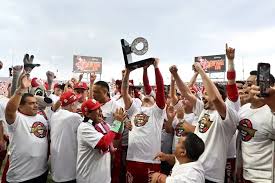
[115,97,142,146]
[193,99,239,182]
[115,96,142,109]
[238,103,275,182]
[49,94,60,104]
[161,127,173,154]
[76,121,111,183]
[225,98,240,159]
[49,109,82,182]
[126,102,165,164]
[0,95,9,135]
[7,112,48,182]
[166,159,205,183]
[172,113,198,152]
[101,99,120,125]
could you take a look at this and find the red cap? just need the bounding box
[74,82,88,90]
[81,99,101,114]
[54,83,59,89]
[60,91,81,107]
[44,82,49,90]
[31,78,39,87]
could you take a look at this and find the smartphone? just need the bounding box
[257,63,271,97]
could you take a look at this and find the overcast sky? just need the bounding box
[0,0,275,84]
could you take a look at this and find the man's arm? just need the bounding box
[10,65,23,96]
[154,152,175,166]
[170,76,179,106]
[89,73,96,99]
[188,71,199,88]
[5,73,31,125]
[143,64,152,95]
[226,43,238,102]
[169,65,197,107]
[121,69,133,110]
[46,71,55,96]
[194,63,227,118]
[150,172,167,183]
[165,105,176,134]
[0,121,5,152]
[154,59,165,109]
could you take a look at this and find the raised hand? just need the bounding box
[226,43,235,60]
[46,71,55,82]
[169,65,178,74]
[90,72,97,83]
[19,72,31,89]
[13,65,23,74]
[193,62,204,73]
[113,108,127,122]
[153,58,160,68]
[79,73,84,82]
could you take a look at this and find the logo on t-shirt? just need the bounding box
[238,119,257,142]
[30,122,47,138]
[134,113,149,127]
[198,113,213,133]
[175,122,186,137]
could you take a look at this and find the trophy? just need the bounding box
[121,37,154,70]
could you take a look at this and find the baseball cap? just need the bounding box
[81,99,101,114]
[60,91,81,107]
[74,82,88,90]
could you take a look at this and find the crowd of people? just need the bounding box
[0,44,274,183]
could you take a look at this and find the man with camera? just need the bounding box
[237,71,275,182]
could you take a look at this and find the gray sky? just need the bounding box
[0,0,275,84]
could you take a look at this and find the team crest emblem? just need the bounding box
[198,113,213,133]
[175,122,186,137]
[30,122,47,138]
[134,113,149,127]
[238,119,257,142]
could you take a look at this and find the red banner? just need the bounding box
[73,55,102,74]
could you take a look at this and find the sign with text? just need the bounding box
[194,54,226,73]
[73,55,102,74]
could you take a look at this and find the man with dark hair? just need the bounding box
[170,61,239,183]
[92,80,120,125]
[122,59,166,183]
[151,132,205,183]
[5,73,49,183]
[74,82,88,103]
[237,70,275,182]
